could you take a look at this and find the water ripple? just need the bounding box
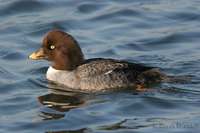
[0,0,45,16]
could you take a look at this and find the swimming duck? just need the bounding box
[29,30,170,90]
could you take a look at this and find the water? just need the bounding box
[0,0,200,132]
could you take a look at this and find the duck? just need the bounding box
[29,30,171,90]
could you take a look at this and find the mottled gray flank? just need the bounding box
[47,58,169,90]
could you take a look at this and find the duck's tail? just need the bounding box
[166,75,189,83]
[137,68,188,84]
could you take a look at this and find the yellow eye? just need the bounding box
[50,45,55,50]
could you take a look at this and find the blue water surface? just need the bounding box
[0,0,200,133]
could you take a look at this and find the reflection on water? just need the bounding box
[45,128,90,133]
[36,110,65,121]
[36,84,108,121]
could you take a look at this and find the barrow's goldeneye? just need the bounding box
[29,30,172,90]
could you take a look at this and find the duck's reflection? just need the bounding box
[36,83,107,120]
[45,128,90,133]
[36,110,65,120]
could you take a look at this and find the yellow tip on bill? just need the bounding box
[29,51,41,59]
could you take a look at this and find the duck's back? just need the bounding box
[75,58,166,90]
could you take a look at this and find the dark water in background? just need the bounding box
[0,0,200,132]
